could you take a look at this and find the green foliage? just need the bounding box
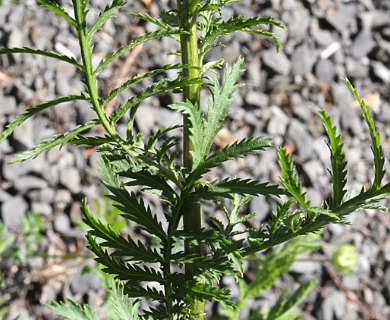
[0,0,389,319]
[0,212,44,265]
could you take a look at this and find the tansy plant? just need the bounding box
[0,1,389,319]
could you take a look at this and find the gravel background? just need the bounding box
[0,0,390,319]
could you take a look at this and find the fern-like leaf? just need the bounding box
[278,147,310,209]
[191,136,273,180]
[101,64,186,105]
[202,16,284,54]
[95,29,183,75]
[0,47,82,70]
[108,279,140,320]
[0,94,87,145]
[37,0,77,28]
[86,234,164,283]
[88,0,126,42]
[112,77,202,123]
[99,160,167,240]
[318,110,348,209]
[9,120,99,163]
[169,100,206,170]
[196,178,284,200]
[199,58,245,162]
[82,200,163,263]
[121,169,177,205]
[342,78,386,189]
[48,300,98,320]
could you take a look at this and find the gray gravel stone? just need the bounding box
[70,262,101,294]
[53,213,70,233]
[267,106,289,136]
[31,202,52,216]
[291,43,318,76]
[262,49,291,75]
[372,61,390,83]
[351,29,375,58]
[286,119,314,162]
[59,167,81,194]
[1,196,28,228]
[0,95,17,115]
[245,91,269,109]
[315,59,336,82]
[13,176,48,193]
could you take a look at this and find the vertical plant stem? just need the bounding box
[176,1,204,318]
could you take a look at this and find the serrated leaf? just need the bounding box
[101,64,186,105]
[121,169,177,205]
[318,110,348,209]
[0,47,82,69]
[99,160,167,240]
[202,16,285,54]
[112,77,202,124]
[185,282,235,308]
[0,94,87,145]
[168,100,205,169]
[199,58,245,163]
[48,300,98,320]
[196,178,285,200]
[37,0,77,27]
[342,78,386,189]
[108,279,140,320]
[191,136,273,180]
[88,0,126,42]
[131,13,171,31]
[278,147,310,209]
[9,120,99,163]
[95,29,183,75]
[82,200,163,263]
[86,234,164,283]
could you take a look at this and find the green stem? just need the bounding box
[176,1,204,319]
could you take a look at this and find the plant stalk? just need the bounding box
[177,1,204,318]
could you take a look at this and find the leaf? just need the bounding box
[196,178,285,200]
[37,0,77,28]
[88,0,126,42]
[112,76,202,123]
[99,159,167,240]
[342,78,386,189]
[278,147,310,209]
[48,300,98,320]
[168,100,205,170]
[191,136,273,180]
[108,279,140,320]
[82,200,163,263]
[131,13,171,31]
[185,282,236,309]
[101,64,185,105]
[9,120,99,163]
[199,58,245,162]
[335,183,390,217]
[318,110,347,209]
[0,47,82,70]
[121,169,177,205]
[201,16,285,54]
[0,94,87,145]
[95,29,183,75]
[86,234,164,283]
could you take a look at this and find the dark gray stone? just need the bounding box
[1,196,28,228]
[70,262,104,294]
[281,5,310,42]
[262,49,291,75]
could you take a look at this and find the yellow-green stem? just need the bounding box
[177,1,204,319]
